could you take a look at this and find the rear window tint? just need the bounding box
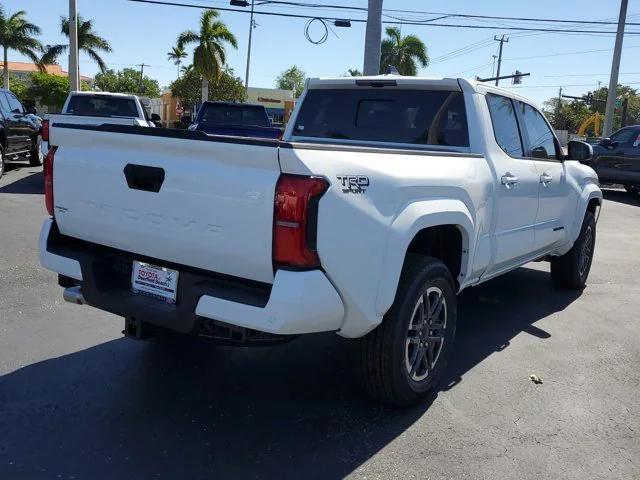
[199,104,268,127]
[294,89,469,147]
[67,95,139,117]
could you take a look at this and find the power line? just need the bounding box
[128,0,640,35]
[502,81,640,89]
[190,0,640,26]
[503,45,640,61]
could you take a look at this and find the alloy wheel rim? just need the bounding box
[405,286,447,382]
[579,226,594,277]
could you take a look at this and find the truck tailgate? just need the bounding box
[48,114,142,146]
[52,125,280,283]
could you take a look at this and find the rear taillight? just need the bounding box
[273,174,329,269]
[44,147,56,216]
[41,119,49,142]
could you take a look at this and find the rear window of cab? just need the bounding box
[293,89,469,147]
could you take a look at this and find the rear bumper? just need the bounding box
[39,219,344,336]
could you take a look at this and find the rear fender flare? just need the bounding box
[374,199,474,316]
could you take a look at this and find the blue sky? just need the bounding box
[5,0,640,105]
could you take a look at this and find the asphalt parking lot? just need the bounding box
[0,163,638,480]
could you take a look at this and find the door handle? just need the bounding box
[501,173,519,189]
[540,172,553,185]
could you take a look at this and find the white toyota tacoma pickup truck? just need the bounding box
[40,76,602,405]
[42,91,158,148]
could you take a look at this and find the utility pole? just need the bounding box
[363,0,383,75]
[493,35,509,86]
[244,0,255,92]
[68,0,80,92]
[138,63,147,95]
[557,87,563,129]
[621,97,629,127]
[603,0,628,137]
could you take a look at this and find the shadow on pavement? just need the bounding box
[602,188,640,207]
[0,266,579,479]
[0,169,44,195]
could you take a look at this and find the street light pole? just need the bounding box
[68,0,80,92]
[244,0,255,92]
[603,0,629,137]
[363,0,383,75]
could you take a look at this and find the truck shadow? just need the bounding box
[601,188,640,207]
[0,266,579,479]
[0,169,44,195]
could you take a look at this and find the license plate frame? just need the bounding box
[131,261,179,304]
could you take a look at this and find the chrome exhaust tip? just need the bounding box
[63,286,86,305]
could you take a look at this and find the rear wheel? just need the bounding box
[624,185,639,195]
[550,211,596,289]
[358,255,457,406]
[28,138,42,166]
[0,145,5,179]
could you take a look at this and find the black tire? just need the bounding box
[550,211,596,290]
[0,145,5,180]
[624,185,639,195]
[358,255,457,406]
[28,138,42,166]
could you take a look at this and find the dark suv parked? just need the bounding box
[0,88,41,179]
[591,125,640,194]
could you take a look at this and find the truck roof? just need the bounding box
[68,91,140,99]
[201,101,266,109]
[307,75,541,109]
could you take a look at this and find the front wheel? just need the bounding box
[358,255,457,406]
[550,211,596,290]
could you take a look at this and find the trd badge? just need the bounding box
[336,175,369,194]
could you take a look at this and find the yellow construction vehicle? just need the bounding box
[578,112,602,137]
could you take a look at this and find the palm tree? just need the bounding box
[380,27,429,76]
[167,45,187,78]
[347,68,362,77]
[0,7,43,89]
[177,10,237,103]
[41,15,112,77]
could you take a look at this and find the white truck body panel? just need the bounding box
[41,76,602,339]
[51,127,280,284]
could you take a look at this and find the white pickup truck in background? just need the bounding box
[43,91,158,147]
[40,76,602,405]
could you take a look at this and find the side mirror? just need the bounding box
[598,137,618,149]
[180,115,192,125]
[27,106,37,115]
[567,140,593,162]
[150,113,161,122]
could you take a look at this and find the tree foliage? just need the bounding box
[0,7,43,89]
[275,65,305,97]
[543,84,640,134]
[94,68,161,98]
[41,15,111,73]
[380,27,428,76]
[170,66,245,111]
[14,72,90,111]
[176,9,237,102]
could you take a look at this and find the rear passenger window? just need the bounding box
[294,89,469,147]
[518,102,558,160]
[486,93,523,157]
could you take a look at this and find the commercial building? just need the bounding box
[0,61,93,86]
[246,87,295,126]
[158,86,296,128]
